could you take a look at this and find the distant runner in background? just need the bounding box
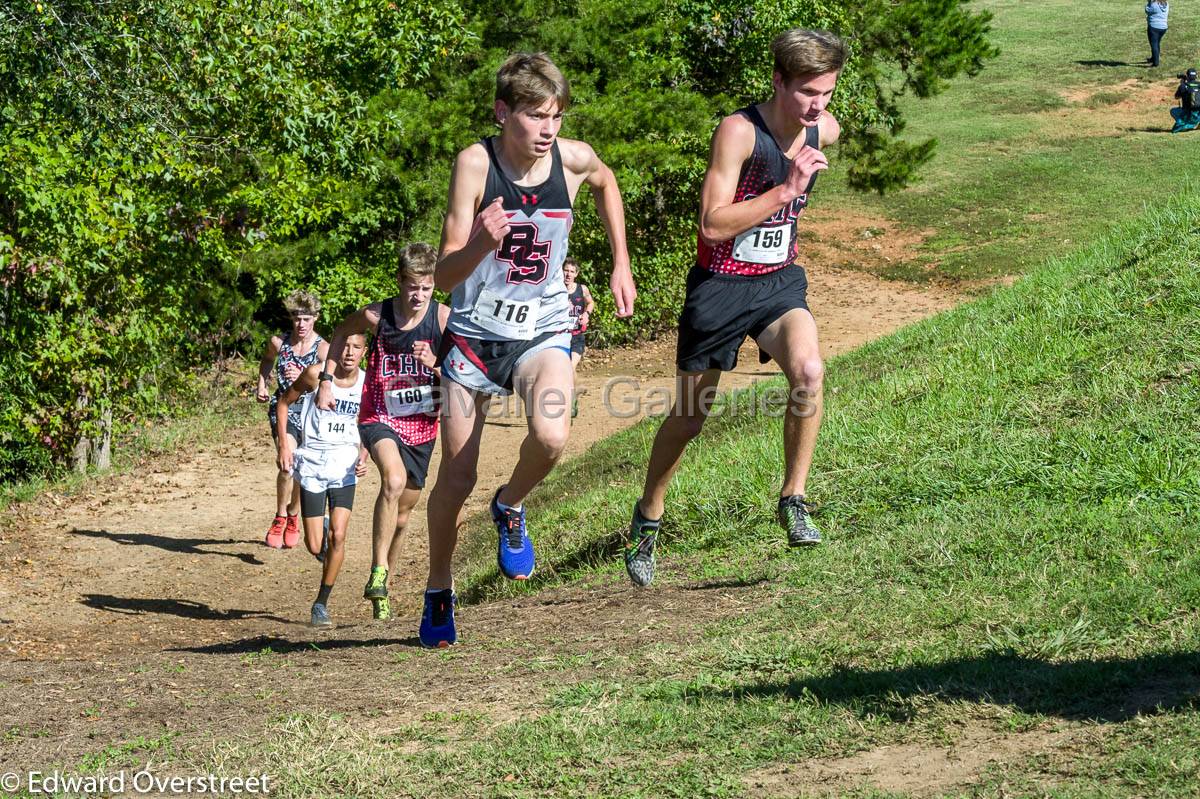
[627,29,847,586]
[256,291,329,550]
[275,334,369,627]
[318,243,448,622]
[562,256,594,417]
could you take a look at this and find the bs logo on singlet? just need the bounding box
[498,223,552,284]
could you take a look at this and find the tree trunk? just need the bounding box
[71,389,92,474]
[92,405,112,470]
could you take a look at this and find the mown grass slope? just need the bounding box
[819,0,1200,282]
[201,194,1200,799]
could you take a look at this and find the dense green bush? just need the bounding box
[0,0,995,480]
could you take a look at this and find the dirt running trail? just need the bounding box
[0,254,960,767]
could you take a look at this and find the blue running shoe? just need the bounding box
[309,602,332,628]
[419,589,456,648]
[491,487,535,580]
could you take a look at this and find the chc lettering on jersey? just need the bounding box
[379,351,433,379]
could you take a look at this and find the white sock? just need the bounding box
[496,497,523,513]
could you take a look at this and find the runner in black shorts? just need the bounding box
[317,243,448,622]
[427,53,637,647]
[626,29,848,586]
[563,257,594,417]
[256,290,329,549]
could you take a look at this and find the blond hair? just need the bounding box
[496,52,570,112]
[397,242,437,282]
[771,29,848,82]
[283,289,320,317]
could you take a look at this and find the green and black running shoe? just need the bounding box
[625,502,661,587]
[779,495,821,547]
[363,566,388,600]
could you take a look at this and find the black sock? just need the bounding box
[316,583,333,606]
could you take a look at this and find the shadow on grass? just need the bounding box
[1076,59,1144,67]
[683,575,772,590]
[169,633,422,655]
[71,528,264,565]
[81,594,291,624]
[706,651,1200,723]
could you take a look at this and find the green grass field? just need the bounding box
[19,2,1200,797]
[181,185,1200,799]
[820,0,1199,282]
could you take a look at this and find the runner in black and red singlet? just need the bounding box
[627,29,848,586]
[562,256,594,418]
[256,290,329,550]
[563,256,593,368]
[424,52,637,647]
[317,243,448,621]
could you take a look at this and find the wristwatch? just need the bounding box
[318,370,334,383]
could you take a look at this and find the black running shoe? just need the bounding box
[625,502,661,587]
[779,495,821,547]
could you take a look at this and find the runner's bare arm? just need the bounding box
[282,364,320,408]
[562,140,636,317]
[424,303,452,379]
[698,114,828,245]
[436,145,505,292]
[256,335,283,402]
[317,305,380,410]
[818,111,841,149]
[275,365,318,472]
[582,284,595,315]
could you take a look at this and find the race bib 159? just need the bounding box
[732,224,790,264]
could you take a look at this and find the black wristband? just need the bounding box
[318,371,334,383]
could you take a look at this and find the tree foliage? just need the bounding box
[0,0,995,481]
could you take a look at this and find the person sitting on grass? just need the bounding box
[256,290,329,549]
[275,334,370,627]
[1172,68,1200,133]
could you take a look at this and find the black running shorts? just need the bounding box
[300,484,356,518]
[358,422,436,488]
[268,415,302,444]
[570,332,586,356]
[676,264,810,373]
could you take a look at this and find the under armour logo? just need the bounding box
[520,193,539,205]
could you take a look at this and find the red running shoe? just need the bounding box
[282,514,301,549]
[264,515,286,549]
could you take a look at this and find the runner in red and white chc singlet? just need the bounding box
[317,243,449,623]
[628,29,848,587]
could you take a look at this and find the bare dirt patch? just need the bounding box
[1051,78,1175,133]
[744,721,1096,798]
[797,208,939,279]
[0,259,962,767]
